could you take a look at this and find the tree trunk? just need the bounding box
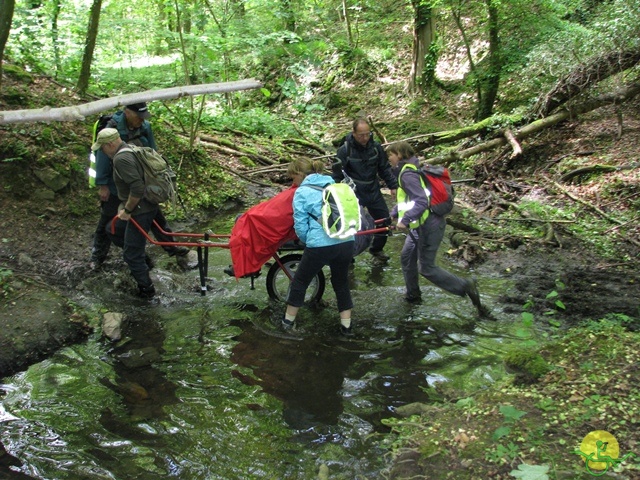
[342,0,354,46]
[281,0,296,33]
[450,6,481,106]
[409,0,436,94]
[76,0,102,95]
[51,0,61,79]
[535,46,640,118]
[476,0,501,121]
[0,0,16,90]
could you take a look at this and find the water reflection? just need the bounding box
[230,320,361,429]
[100,315,178,422]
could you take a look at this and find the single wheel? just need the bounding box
[266,254,325,304]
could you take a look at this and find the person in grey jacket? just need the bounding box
[387,141,487,316]
[92,128,157,298]
[90,103,188,270]
[333,118,397,262]
[283,159,356,335]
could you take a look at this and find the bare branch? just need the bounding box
[504,129,522,158]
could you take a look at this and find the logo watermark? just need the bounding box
[574,430,637,476]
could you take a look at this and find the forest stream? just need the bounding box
[0,209,532,480]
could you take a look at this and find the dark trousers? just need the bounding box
[106,209,157,289]
[287,241,354,312]
[401,214,466,298]
[152,209,182,256]
[92,195,180,260]
[91,196,120,262]
[358,190,390,253]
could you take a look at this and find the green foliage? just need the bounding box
[581,313,636,331]
[485,441,520,464]
[508,0,640,108]
[172,149,239,213]
[0,136,31,162]
[0,267,14,298]
[499,405,528,423]
[509,463,550,480]
[1,86,31,107]
[2,64,34,83]
[199,107,299,138]
[504,348,551,383]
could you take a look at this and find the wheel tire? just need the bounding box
[266,254,325,304]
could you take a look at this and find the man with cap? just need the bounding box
[92,128,158,298]
[89,103,189,270]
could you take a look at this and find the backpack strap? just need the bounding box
[398,165,424,184]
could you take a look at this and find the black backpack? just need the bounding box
[88,115,114,187]
[92,114,114,143]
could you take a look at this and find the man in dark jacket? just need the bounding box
[89,103,188,269]
[92,128,157,298]
[333,118,397,261]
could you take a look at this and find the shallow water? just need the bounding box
[0,227,526,479]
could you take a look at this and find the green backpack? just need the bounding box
[308,182,361,239]
[119,145,177,206]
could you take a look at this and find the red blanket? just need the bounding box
[229,187,298,278]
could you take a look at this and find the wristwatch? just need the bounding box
[124,207,134,214]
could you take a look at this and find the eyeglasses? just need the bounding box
[354,131,371,138]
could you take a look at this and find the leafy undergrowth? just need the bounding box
[382,316,640,479]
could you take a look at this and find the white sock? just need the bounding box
[340,318,351,328]
[285,313,296,322]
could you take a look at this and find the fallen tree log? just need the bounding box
[535,47,640,118]
[559,162,638,183]
[0,79,263,125]
[282,138,326,155]
[425,81,640,165]
[197,133,275,166]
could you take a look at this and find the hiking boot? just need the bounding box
[340,324,354,336]
[144,254,155,271]
[281,317,295,331]
[225,265,261,278]
[137,284,156,298]
[464,278,482,311]
[369,249,390,262]
[404,294,422,304]
[170,246,190,257]
[89,259,104,271]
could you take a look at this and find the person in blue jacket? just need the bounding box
[90,103,188,270]
[283,159,356,335]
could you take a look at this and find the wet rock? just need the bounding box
[176,250,199,270]
[102,312,124,341]
[17,253,34,267]
[33,189,56,201]
[395,402,440,417]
